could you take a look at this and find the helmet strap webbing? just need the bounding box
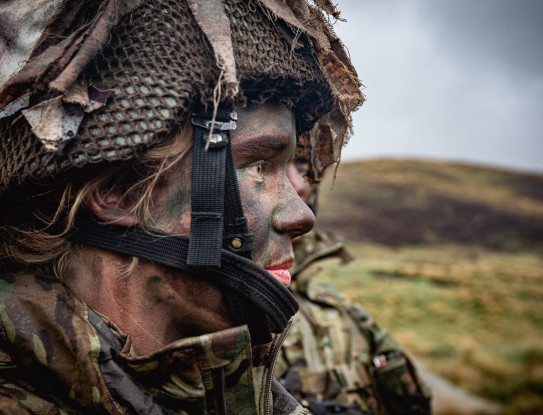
[187,108,270,344]
[67,108,291,345]
[188,108,254,266]
[67,214,297,344]
[186,110,227,266]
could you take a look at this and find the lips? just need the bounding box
[265,268,292,287]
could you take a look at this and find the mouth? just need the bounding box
[265,262,293,287]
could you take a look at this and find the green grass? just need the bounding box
[314,242,543,414]
[313,159,543,414]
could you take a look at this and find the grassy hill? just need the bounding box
[317,159,543,252]
[314,159,543,415]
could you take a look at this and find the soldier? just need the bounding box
[0,1,363,413]
[276,149,432,415]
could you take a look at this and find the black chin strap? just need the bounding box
[68,214,298,336]
[188,109,253,265]
[68,108,297,345]
[187,108,272,344]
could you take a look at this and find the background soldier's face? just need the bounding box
[287,156,313,205]
[149,102,315,287]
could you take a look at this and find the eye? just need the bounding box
[294,157,310,177]
[245,162,265,182]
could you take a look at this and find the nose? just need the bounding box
[272,177,315,239]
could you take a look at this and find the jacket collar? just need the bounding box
[0,272,286,414]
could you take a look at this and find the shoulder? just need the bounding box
[291,230,352,276]
[304,280,347,304]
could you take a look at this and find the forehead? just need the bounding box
[231,102,296,153]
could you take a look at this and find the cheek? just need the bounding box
[151,191,191,235]
[236,174,273,263]
[148,163,193,236]
[161,187,192,235]
[164,209,192,237]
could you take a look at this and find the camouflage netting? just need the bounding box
[0,0,364,194]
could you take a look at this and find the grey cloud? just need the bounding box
[332,0,543,173]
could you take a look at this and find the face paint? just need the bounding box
[129,101,314,346]
[149,102,314,286]
[164,186,191,220]
[231,102,315,286]
[147,153,193,235]
[147,275,162,287]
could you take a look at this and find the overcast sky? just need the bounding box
[333,0,543,173]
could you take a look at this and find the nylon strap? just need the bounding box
[187,109,234,266]
[67,214,298,334]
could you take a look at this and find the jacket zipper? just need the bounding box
[263,319,293,415]
[213,367,227,415]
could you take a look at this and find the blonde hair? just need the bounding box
[0,123,193,279]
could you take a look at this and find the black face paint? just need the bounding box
[147,276,162,287]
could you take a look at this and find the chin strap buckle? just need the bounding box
[191,111,237,149]
[191,111,237,131]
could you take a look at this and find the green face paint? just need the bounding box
[164,187,191,219]
[147,275,162,287]
[229,102,314,287]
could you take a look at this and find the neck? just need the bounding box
[63,246,232,355]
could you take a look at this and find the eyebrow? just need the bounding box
[233,134,292,159]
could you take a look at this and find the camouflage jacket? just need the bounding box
[0,273,310,415]
[276,230,432,415]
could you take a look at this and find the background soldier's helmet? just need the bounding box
[0,0,364,193]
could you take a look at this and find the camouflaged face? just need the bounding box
[0,272,309,414]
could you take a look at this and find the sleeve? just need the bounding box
[0,384,35,415]
[347,303,432,415]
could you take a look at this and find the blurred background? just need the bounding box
[334,0,543,174]
[313,1,543,414]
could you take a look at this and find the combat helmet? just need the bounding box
[0,0,364,344]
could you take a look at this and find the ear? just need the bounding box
[86,185,140,227]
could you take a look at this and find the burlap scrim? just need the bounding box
[0,0,363,193]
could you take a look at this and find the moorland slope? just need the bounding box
[317,159,543,252]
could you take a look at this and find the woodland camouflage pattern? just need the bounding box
[0,1,363,414]
[0,273,310,414]
[276,230,432,415]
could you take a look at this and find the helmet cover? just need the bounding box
[0,0,364,194]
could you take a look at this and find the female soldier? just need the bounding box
[0,0,363,413]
